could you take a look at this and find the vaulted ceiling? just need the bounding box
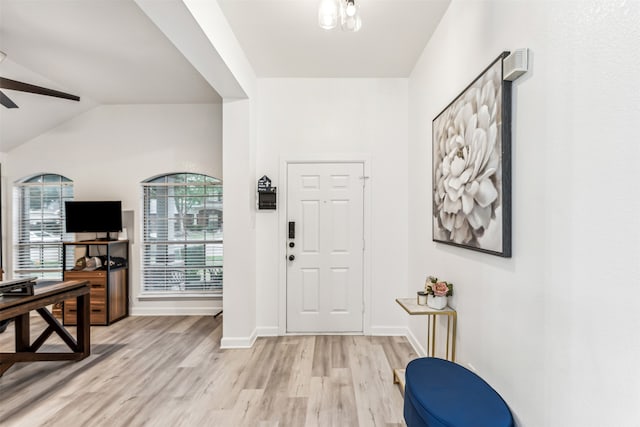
[0,0,450,151]
[0,0,220,151]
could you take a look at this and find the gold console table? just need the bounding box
[393,298,457,394]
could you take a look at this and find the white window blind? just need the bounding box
[142,173,223,295]
[14,174,74,279]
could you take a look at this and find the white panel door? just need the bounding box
[286,162,364,333]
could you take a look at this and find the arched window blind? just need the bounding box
[142,173,222,295]
[14,174,74,279]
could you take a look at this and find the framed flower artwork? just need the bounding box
[432,52,512,257]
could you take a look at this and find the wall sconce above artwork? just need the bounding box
[503,48,529,81]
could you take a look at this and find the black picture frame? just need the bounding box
[432,52,512,257]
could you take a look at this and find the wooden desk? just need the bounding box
[393,298,457,394]
[0,280,91,376]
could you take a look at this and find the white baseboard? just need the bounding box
[370,326,409,336]
[256,326,279,337]
[371,326,426,356]
[255,326,398,337]
[130,306,222,316]
[406,327,426,357]
[220,329,258,349]
[216,325,426,355]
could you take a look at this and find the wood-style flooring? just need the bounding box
[0,315,417,426]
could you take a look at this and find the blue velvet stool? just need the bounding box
[404,358,514,427]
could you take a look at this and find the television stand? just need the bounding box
[61,240,129,326]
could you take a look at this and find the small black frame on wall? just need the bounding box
[432,52,512,257]
[257,175,277,210]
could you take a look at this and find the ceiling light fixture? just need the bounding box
[318,0,362,32]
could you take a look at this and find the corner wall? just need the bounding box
[5,103,223,315]
[408,1,640,425]
[142,0,259,346]
[220,98,258,347]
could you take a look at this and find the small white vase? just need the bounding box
[427,295,447,310]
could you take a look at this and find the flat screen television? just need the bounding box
[65,201,122,236]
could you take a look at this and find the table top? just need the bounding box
[0,280,88,312]
[395,298,456,315]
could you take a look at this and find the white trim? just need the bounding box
[284,331,363,336]
[131,306,222,316]
[137,293,222,300]
[221,329,258,349]
[406,326,427,357]
[256,326,279,337]
[278,154,373,336]
[370,326,409,336]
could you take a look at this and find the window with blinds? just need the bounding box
[14,174,74,279]
[142,173,223,295]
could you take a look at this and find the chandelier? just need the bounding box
[318,0,362,32]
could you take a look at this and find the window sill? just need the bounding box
[138,292,222,301]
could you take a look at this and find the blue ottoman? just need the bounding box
[404,358,513,427]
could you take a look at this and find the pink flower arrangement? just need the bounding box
[433,281,449,296]
[425,276,454,297]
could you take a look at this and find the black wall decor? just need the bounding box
[257,175,277,210]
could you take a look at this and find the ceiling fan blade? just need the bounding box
[0,90,18,108]
[0,77,80,102]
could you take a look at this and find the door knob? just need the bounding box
[288,255,295,261]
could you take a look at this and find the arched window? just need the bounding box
[142,173,222,295]
[14,174,74,279]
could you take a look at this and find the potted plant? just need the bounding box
[425,276,453,309]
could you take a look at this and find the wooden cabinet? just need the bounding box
[62,240,129,326]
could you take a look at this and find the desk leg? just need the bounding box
[14,314,30,352]
[76,292,91,359]
[1,314,30,376]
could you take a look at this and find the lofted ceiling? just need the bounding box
[0,0,450,151]
[0,0,221,152]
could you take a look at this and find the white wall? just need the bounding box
[408,1,640,425]
[255,78,409,334]
[220,98,258,347]
[0,152,6,277]
[5,103,223,315]
[138,0,259,346]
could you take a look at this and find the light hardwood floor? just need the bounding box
[0,315,417,426]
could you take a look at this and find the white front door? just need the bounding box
[286,162,364,333]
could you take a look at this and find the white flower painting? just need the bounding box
[432,53,511,257]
